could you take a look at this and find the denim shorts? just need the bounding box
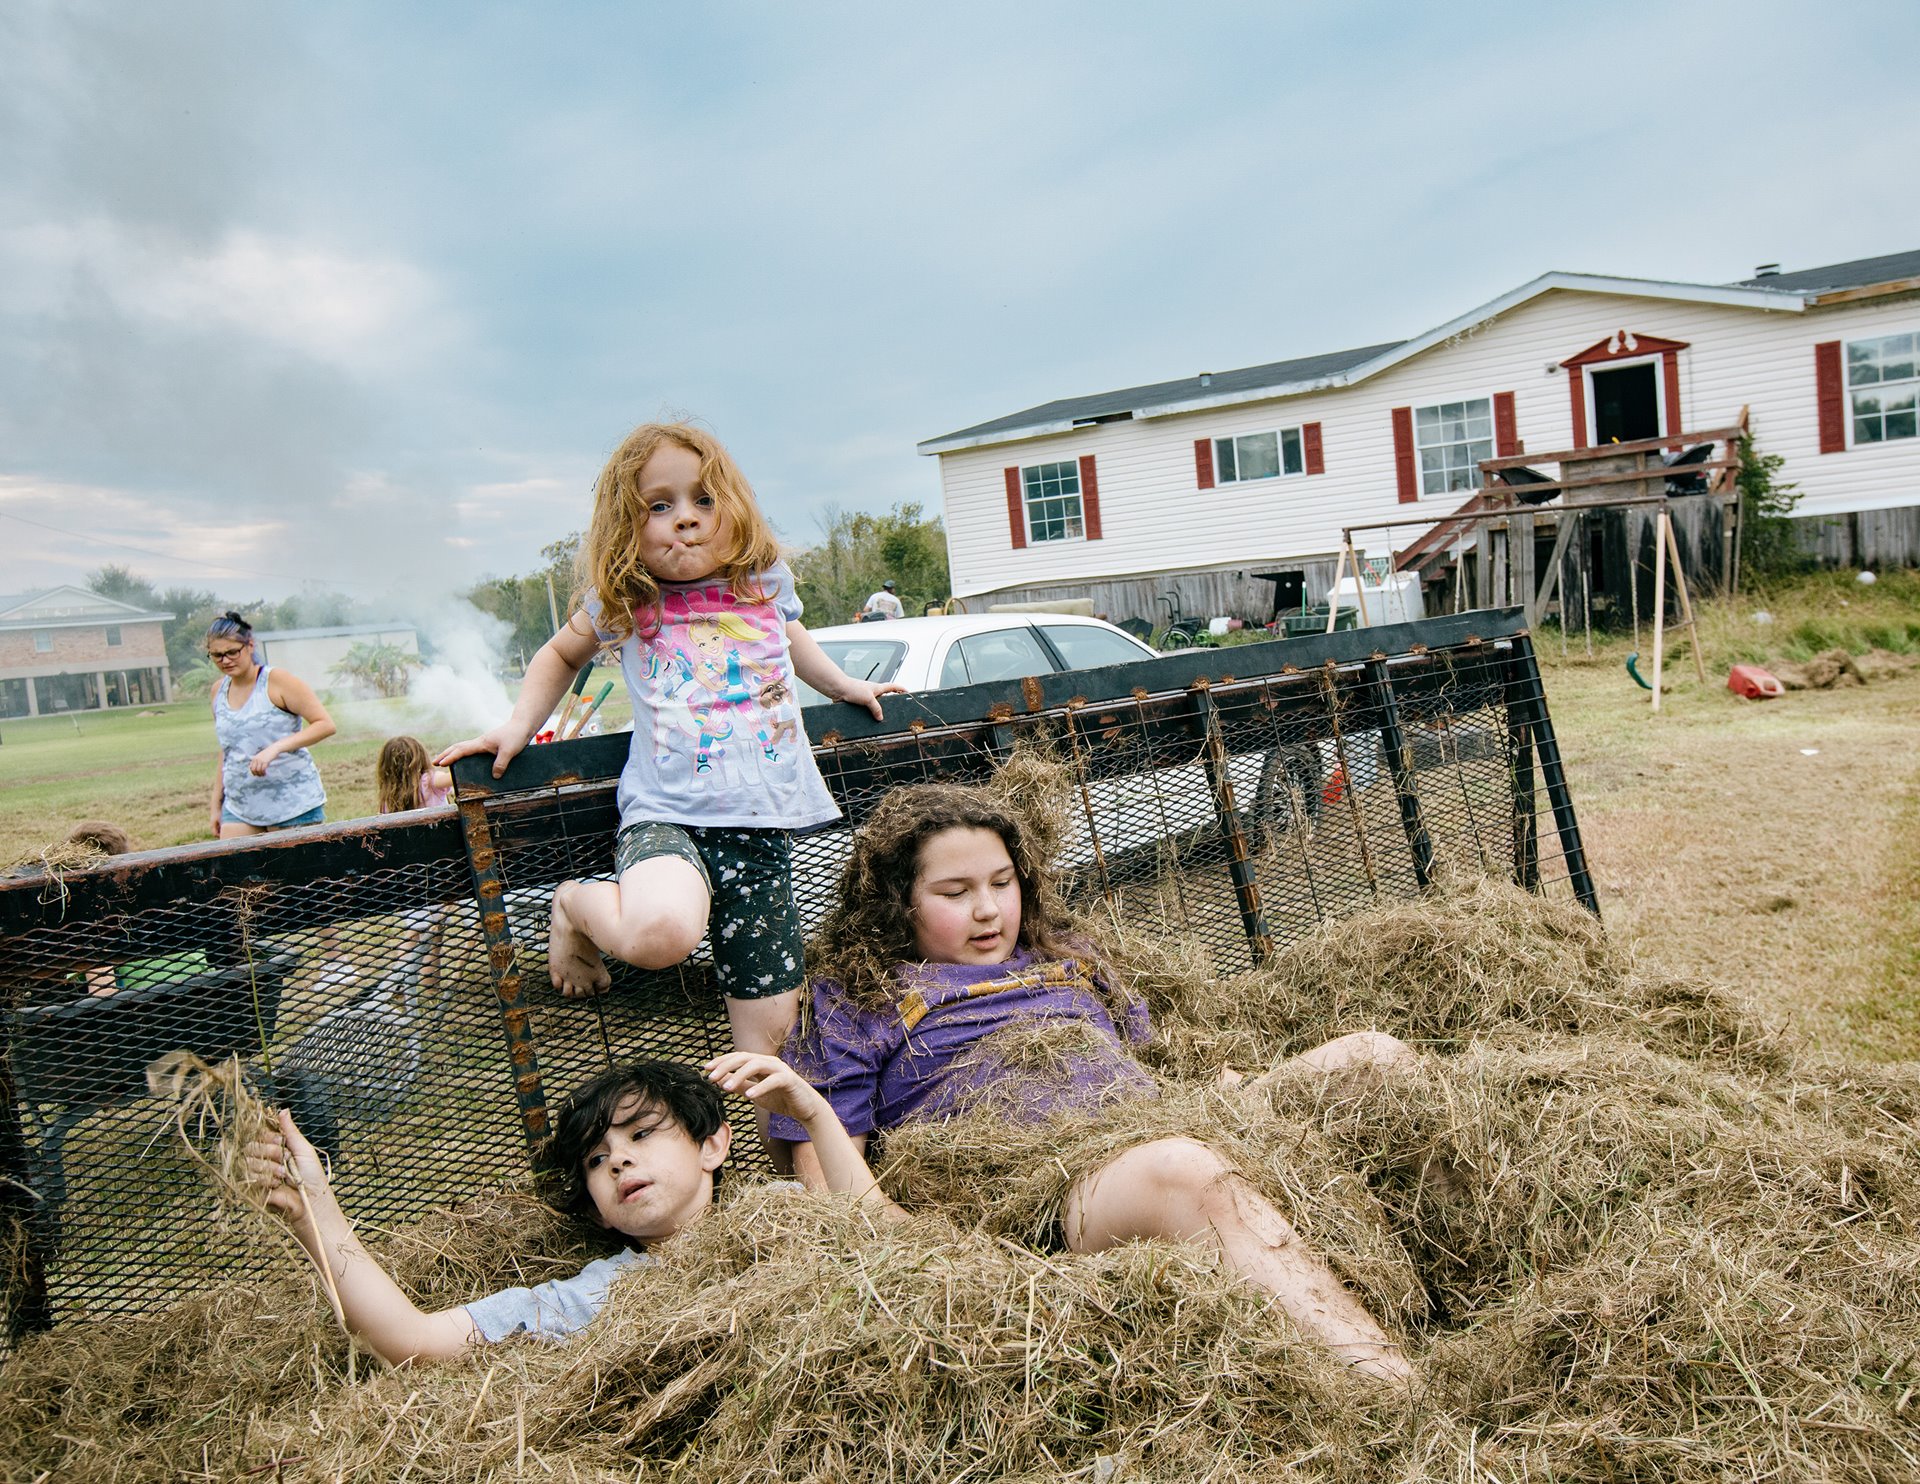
[612,822,802,1001]
[222,804,326,828]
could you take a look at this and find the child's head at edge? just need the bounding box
[578,421,783,645]
[534,1061,730,1243]
[807,783,1091,1007]
[376,736,432,814]
[66,820,134,855]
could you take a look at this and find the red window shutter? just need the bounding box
[1815,341,1846,453]
[1078,454,1103,540]
[1661,353,1683,450]
[1302,422,1325,475]
[1193,438,1215,489]
[1003,466,1027,548]
[1493,392,1518,457]
[1391,407,1417,503]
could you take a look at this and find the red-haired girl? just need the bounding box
[440,422,901,1123]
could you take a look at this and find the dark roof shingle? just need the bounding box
[925,340,1402,447]
[1732,248,1920,293]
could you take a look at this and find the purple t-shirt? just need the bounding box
[769,950,1154,1142]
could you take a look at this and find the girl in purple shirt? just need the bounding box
[776,782,1417,1386]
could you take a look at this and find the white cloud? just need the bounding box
[0,218,443,370]
[0,473,301,592]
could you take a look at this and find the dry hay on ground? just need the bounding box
[1774,645,1920,689]
[5,881,1920,1483]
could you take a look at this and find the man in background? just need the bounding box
[860,579,904,622]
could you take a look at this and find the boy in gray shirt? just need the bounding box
[247,1053,896,1364]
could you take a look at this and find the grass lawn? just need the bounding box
[1531,567,1920,1062]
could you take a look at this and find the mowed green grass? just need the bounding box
[0,677,637,860]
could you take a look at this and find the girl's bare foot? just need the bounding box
[548,882,612,998]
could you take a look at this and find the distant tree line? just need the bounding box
[789,502,949,626]
[85,564,370,697]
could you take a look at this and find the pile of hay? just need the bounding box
[5,880,1919,1482]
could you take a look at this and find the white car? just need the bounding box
[793,613,1158,706]
[790,612,1337,878]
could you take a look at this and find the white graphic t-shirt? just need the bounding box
[589,562,841,832]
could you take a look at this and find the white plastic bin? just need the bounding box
[1330,571,1426,628]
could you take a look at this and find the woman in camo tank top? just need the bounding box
[206,612,336,836]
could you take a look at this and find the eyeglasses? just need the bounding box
[207,646,249,662]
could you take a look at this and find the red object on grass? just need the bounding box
[1727,665,1784,700]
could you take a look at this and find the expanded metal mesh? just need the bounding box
[3,614,1590,1341]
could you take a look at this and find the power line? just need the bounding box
[0,507,351,587]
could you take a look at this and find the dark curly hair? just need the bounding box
[804,782,1110,1013]
[533,1061,727,1221]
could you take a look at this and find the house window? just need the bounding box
[33,628,52,652]
[1414,398,1495,496]
[1021,461,1084,543]
[1214,428,1305,483]
[1847,331,1918,444]
[105,625,122,647]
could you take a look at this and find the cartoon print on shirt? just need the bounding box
[641,645,700,767]
[754,676,799,762]
[686,613,777,703]
[640,587,793,794]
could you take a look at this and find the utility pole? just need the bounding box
[545,572,561,635]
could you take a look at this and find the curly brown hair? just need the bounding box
[805,782,1111,1013]
[576,421,784,644]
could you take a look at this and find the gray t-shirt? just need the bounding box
[588,562,841,831]
[464,1248,652,1343]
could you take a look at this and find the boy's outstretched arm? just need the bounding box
[245,1110,481,1365]
[705,1053,906,1221]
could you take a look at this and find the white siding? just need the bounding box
[935,289,1920,597]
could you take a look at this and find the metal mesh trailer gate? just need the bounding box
[2,609,1591,1341]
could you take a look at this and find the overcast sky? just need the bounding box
[2,0,1915,607]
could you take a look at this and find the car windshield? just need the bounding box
[795,639,906,707]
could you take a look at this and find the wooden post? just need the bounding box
[1326,540,1370,631]
[1665,511,1709,686]
[1511,510,1535,620]
[1529,511,1578,629]
[1324,542,1350,633]
[1650,507,1669,713]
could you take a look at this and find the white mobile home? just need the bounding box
[919,249,1920,624]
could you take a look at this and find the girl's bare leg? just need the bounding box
[1063,1136,1413,1385]
[1245,1030,1418,1095]
[547,857,709,998]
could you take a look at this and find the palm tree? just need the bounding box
[331,642,421,699]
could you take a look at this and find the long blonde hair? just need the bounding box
[578,422,783,644]
[376,736,431,814]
